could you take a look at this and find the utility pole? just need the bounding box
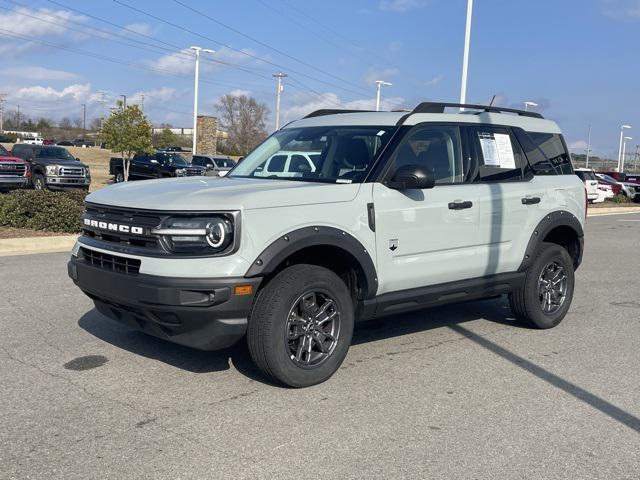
[190,45,215,155]
[17,104,20,129]
[633,145,639,173]
[120,94,127,110]
[375,80,392,111]
[81,103,86,132]
[0,94,6,133]
[140,94,144,113]
[459,0,473,107]
[273,72,287,130]
[585,124,592,168]
[97,90,107,147]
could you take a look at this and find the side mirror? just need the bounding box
[75,157,81,161]
[388,164,435,190]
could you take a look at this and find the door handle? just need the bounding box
[448,200,473,210]
[521,196,541,205]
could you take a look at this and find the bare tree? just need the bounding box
[59,117,73,129]
[72,117,83,129]
[215,94,269,155]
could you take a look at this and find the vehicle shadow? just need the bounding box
[78,296,523,384]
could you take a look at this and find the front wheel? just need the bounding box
[32,174,46,191]
[509,242,575,329]
[114,171,124,183]
[247,264,354,388]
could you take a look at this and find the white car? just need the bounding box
[22,137,44,145]
[69,102,586,387]
[575,168,599,203]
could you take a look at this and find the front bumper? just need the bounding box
[47,176,90,189]
[68,254,261,350]
[0,177,29,188]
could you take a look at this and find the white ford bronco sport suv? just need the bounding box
[68,102,585,387]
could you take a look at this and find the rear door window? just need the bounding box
[466,126,525,182]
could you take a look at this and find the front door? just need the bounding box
[373,124,483,295]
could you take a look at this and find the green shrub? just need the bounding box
[609,194,631,204]
[0,190,86,233]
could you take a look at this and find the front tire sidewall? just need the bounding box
[519,244,575,329]
[248,265,354,388]
[33,175,46,191]
[115,172,124,183]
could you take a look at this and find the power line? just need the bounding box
[112,0,371,98]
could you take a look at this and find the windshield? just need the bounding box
[229,126,395,183]
[34,147,75,160]
[598,174,617,183]
[158,152,189,166]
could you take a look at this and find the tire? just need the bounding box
[114,171,125,183]
[247,264,354,388]
[509,242,575,329]
[32,174,46,191]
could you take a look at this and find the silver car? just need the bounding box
[191,155,236,177]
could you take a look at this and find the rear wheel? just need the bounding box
[509,242,575,329]
[247,264,354,388]
[114,171,124,183]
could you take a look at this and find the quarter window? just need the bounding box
[392,125,464,184]
[522,132,573,175]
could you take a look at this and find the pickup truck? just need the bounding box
[0,144,30,190]
[109,151,205,183]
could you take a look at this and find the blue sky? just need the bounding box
[0,0,639,158]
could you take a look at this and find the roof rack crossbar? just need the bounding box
[411,102,544,119]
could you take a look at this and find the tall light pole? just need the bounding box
[585,124,592,168]
[120,94,127,110]
[190,46,215,155]
[375,80,392,111]
[621,136,632,172]
[81,103,86,132]
[617,124,631,171]
[523,101,538,112]
[459,0,473,107]
[0,93,6,133]
[273,72,287,130]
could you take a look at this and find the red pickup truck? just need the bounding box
[0,144,30,190]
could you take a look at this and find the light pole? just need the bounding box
[273,72,287,130]
[81,103,86,132]
[585,124,592,168]
[523,101,538,112]
[617,124,631,171]
[621,136,632,172]
[120,95,127,110]
[190,46,215,155]
[375,80,392,111]
[459,0,473,107]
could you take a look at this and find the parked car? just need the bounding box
[161,146,184,152]
[596,173,640,201]
[595,182,613,202]
[191,155,236,176]
[70,101,586,387]
[0,144,30,191]
[600,171,640,185]
[253,151,321,178]
[574,168,599,203]
[109,151,206,183]
[56,140,74,146]
[22,137,44,145]
[43,138,56,145]
[595,174,622,196]
[73,138,93,148]
[11,144,90,191]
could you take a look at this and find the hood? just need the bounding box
[86,176,361,211]
[32,157,88,167]
[0,155,26,163]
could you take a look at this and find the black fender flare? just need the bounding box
[244,225,378,299]
[518,210,584,271]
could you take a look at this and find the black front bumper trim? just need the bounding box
[68,256,261,351]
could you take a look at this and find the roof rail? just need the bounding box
[411,102,544,119]
[303,109,375,119]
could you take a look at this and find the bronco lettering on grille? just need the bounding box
[83,218,144,234]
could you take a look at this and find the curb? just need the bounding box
[587,206,640,216]
[0,235,78,257]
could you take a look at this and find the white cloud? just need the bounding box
[602,0,640,19]
[568,140,589,151]
[146,46,263,76]
[123,23,154,36]
[379,0,424,12]
[13,83,92,102]
[128,87,179,105]
[0,66,78,81]
[423,74,443,87]
[227,89,252,98]
[0,7,86,37]
[364,68,399,86]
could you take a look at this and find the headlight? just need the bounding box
[46,165,59,175]
[85,166,91,178]
[175,168,186,176]
[152,215,236,255]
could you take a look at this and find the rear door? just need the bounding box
[465,125,541,275]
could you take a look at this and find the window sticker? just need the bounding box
[478,132,516,169]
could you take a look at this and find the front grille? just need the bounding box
[81,247,141,275]
[60,166,84,177]
[185,168,203,176]
[82,204,161,250]
[0,162,26,177]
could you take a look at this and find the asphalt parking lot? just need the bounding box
[1,213,639,480]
